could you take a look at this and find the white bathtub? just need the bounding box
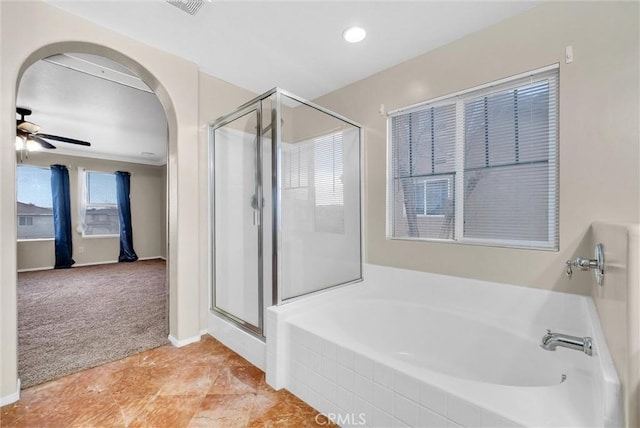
[266,264,622,427]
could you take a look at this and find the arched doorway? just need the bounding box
[1,34,201,404]
[15,52,170,387]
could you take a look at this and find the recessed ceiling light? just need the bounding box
[343,26,366,43]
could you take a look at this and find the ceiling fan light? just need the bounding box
[15,136,26,151]
[26,137,41,152]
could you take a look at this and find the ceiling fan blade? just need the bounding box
[37,133,91,147]
[32,135,57,149]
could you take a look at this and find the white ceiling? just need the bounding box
[18,55,168,166]
[46,1,539,100]
[19,1,540,165]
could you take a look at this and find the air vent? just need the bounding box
[166,0,205,16]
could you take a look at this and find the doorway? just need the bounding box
[15,53,169,388]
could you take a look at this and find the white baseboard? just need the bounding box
[199,328,208,336]
[17,257,166,272]
[73,260,119,268]
[0,379,20,406]
[168,334,201,348]
[17,266,54,273]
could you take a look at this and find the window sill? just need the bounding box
[17,238,55,243]
[81,234,119,239]
[386,236,558,252]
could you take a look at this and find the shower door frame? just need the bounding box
[209,87,364,339]
[209,100,266,337]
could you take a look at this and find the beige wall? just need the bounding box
[314,1,639,296]
[17,153,166,271]
[1,0,201,400]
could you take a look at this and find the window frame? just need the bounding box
[16,165,55,241]
[408,177,452,218]
[386,64,559,251]
[79,169,120,238]
[19,216,33,226]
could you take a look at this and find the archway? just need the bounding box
[16,51,169,387]
[1,39,192,403]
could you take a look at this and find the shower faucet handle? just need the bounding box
[565,262,573,279]
[564,244,605,286]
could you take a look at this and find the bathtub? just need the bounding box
[266,264,622,427]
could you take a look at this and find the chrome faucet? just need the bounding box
[541,330,593,356]
[564,243,605,286]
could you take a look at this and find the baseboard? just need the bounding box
[17,257,166,272]
[168,334,201,348]
[72,260,118,268]
[0,379,20,406]
[199,328,208,336]
[17,266,54,273]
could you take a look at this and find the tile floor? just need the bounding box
[1,335,334,428]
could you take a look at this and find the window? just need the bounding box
[314,132,345,234]
[281,132,347,234]
[16,165,54,240]
[81,171,120,236]
[282,145,309,190]
[414,178,451,217]
[388,66,558,249]
[19,216,33,226]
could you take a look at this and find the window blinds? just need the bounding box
[389,104,457,240]
[388,66,559,249]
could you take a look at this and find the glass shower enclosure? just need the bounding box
[209,88,362,337]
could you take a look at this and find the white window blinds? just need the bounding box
[388,65,559,249]
[390,104,457,240]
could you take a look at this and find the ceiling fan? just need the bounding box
[16,107,91,151]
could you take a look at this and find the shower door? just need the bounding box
[211,103,266,335]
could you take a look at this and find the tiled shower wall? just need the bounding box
[284,324,518,428]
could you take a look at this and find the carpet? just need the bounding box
[18,259,169,388]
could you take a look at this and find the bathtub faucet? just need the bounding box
[540,330,593,356]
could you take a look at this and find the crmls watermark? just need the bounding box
[315,412,367,426]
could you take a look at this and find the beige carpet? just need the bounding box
[18,259,169,388]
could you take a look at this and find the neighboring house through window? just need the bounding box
[16,165,54,240]
[80,170,120,236]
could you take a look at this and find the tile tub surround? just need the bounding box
[266,264,622,427]
[1,335,332,428]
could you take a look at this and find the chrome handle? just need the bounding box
[564,244,604,286]
[565,262,573,279]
